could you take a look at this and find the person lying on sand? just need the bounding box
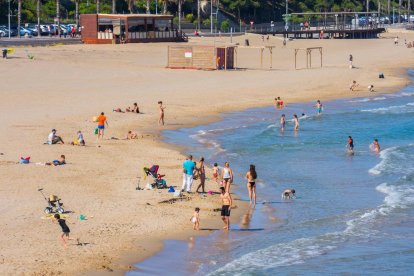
[46,155,66,166]
[282,189,296,199]
[113,108,125,113]
[47,129,64,145]
[126,103,140,113]
[126,131,138,140]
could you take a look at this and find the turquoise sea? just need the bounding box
[129,72,414,275]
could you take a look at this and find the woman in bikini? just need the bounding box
[246,164,257,205]
[221,162,233,192]
[195,157,206,193]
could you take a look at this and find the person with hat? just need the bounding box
[47,129,64,145]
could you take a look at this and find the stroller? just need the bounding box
[38,188,65,214]
[143,165,167,189]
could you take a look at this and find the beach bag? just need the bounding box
[49,195,58,202]
[168,186,175,193]
[94,128,99,135]
[173,190,182,198]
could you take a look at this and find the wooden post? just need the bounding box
[320,48,322,68]
[224,47,227,71]
[309,49,312,68]
[260,48,263,69]
[295,49,297,70]
[235,47,238,69]
[167,45,170,67]
[269,47,273,69]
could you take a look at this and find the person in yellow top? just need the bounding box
[97,112,109,139]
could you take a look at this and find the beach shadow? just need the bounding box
[231,228,264,232]
[200,228,220,231]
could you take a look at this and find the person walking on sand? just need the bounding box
[293,114,299,131]
[158,101,166,126]
[220,187,232,230]
[280,114,286,131]
[221,162,234,192]
[349,54,353,68]
[97,112,108,140]
[196,157,206,193]
[53,214,71,248]
[212,163,221,186]
[246,164,257,205]
[315,100,323,115]
[182,155,195,193]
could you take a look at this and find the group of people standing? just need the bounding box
[183,155,259,231]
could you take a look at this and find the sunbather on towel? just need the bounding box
[46,155,66,166]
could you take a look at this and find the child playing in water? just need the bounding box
[315,100,323,115]
[191,207,200,230]
[282,189,296,199]
[293,114,299,130]
[372,139,380,153]
[280,114,286,130]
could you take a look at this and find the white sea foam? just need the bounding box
[373,97,386,101]
[208,180,414,276]
[361,102,414,114]
[368,145,414,175]
[349,98,371,103]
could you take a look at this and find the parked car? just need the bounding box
[0,29,5,37]
[0,27,16,37]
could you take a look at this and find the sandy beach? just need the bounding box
[0,30,413,275]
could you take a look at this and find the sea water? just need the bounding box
[130,78,414,275]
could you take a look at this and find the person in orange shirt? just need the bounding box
[97,112,108,139]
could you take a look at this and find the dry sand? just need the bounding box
[0,30,413,275]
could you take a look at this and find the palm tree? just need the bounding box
[163,0,168,14]
[146,0,151,14]
[17,0,22,38]
[97,0,100,13]
[112,0,116,13]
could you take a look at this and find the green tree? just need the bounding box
[220,19,230,31]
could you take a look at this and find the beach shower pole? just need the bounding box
[211,0,213,33]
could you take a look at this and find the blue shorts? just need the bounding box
[98,125,105,129]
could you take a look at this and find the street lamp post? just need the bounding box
[8,0,11,39]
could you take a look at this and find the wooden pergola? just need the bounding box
[234,45,276,69]
[294,47,323,69]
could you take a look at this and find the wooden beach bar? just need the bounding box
[80,14,187,44]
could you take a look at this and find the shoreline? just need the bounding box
[117,68,412,275]
[1,32,414,275]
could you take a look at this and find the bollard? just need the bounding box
[2,49,7,59]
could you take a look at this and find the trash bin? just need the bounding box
[2,49,7,59]
[245,39,250,46]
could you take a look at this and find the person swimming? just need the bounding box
[282,189,296,199]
